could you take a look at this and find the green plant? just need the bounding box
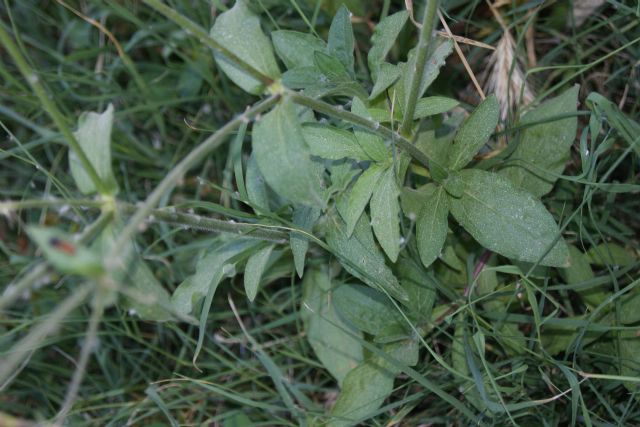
[1,0,639,425]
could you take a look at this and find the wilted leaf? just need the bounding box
[448,169,570,267]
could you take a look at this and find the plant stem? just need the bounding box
[288,91,448,180]
[0,21,107,194]
[400,0,440,136]
[107,95,281,265]
[142,0,274,88]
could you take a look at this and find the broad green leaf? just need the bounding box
[368,62,400,100]
[301,269,363,386]
[326,212,408,302]
[415,112,465,170]
[245,154,270,212]
[333,284,403,336]
[125,260,174,322]
[416,186,449,268]
[413,96,459,119]
[560,245,608,307]
[400,183,437,220]
[244,244,275,301]
[70,103,118,195]
[210,0,281,94]
[370,166,401,262]
[171,238,259,316]
[252,99,323,206]
[281,66,326,89]
[351,97,388,162]
[448,169,570,267]
[27,226,102,276]
[447,95,499,170]
[367,10,409,81]
[301,123,369,161]
[329,338,419,427]
[290,205,320,278]
[587,242,636,267]
[619,330,640,393]
[327,5,355,76]
[499,85,579,196]
[341,163,385,236]
[272,30,326,69]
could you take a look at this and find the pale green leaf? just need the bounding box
[245,154,270,212]
[447,95,499,171]
[314,50,351,82]
[416,186,449,268]
[413,96,459,119]
[368,62,400,100]
[327,5,355,76]
[368,10,409,81]
[341,163,385,236]
[396,256,437,323]
[244,244,275,302]
[171,238,258,316]
[290,205,321,278]
[333,284,403,336]
[252,99,323,206]
[301,269,363,386]
[326,212,408,302]
[210,0,281,94]
[400,183,437,220]
[560,245,608,307]
[272,30,326,69]
[351,97,388,162]
[448,169,570,267]
[499,85,579,196]
[27,226,102,277]
[125,260,174,322]
[70,103,118,195]
[370,166,401,262]
[301,123,369,161]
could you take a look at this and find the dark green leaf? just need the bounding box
[587,242,636,267]
[314,51,351,81]
[210,0,281,94]
[416,186,449,268]
[413,96,459,119]
[368,62,400,100]
[448,169,570,267]
[447,95,499,171]
[252,99,323,206]
[341,163,385,236]
[244,244,275,301]
[351,97,388,162]
[290,205,320,278]
[333,284,402,335]
[400,183,437,220]
[499,85,579,196]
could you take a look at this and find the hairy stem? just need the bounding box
[400,0,440,136]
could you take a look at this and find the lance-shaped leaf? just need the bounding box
[327,5,355,76]
[369,62,400,100]
[244,244,276,301]
[368,10,409,81]
[301,123,369,161]
[70,103,118,195]
[413,96,459,119]
[447,95,499,171]
[448,169,570,267]
[327,213,408,302]
[370,165,401,262]
[416,186,449,268]
[301,269,363,386]
[210,0,281,94]
[252,99,323,206]
[341,163,386,236]
[351,97,388,162]
[290,205,320,278]
[499,85,579,196]
[333,284,403,336]
[272,30,326,69]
